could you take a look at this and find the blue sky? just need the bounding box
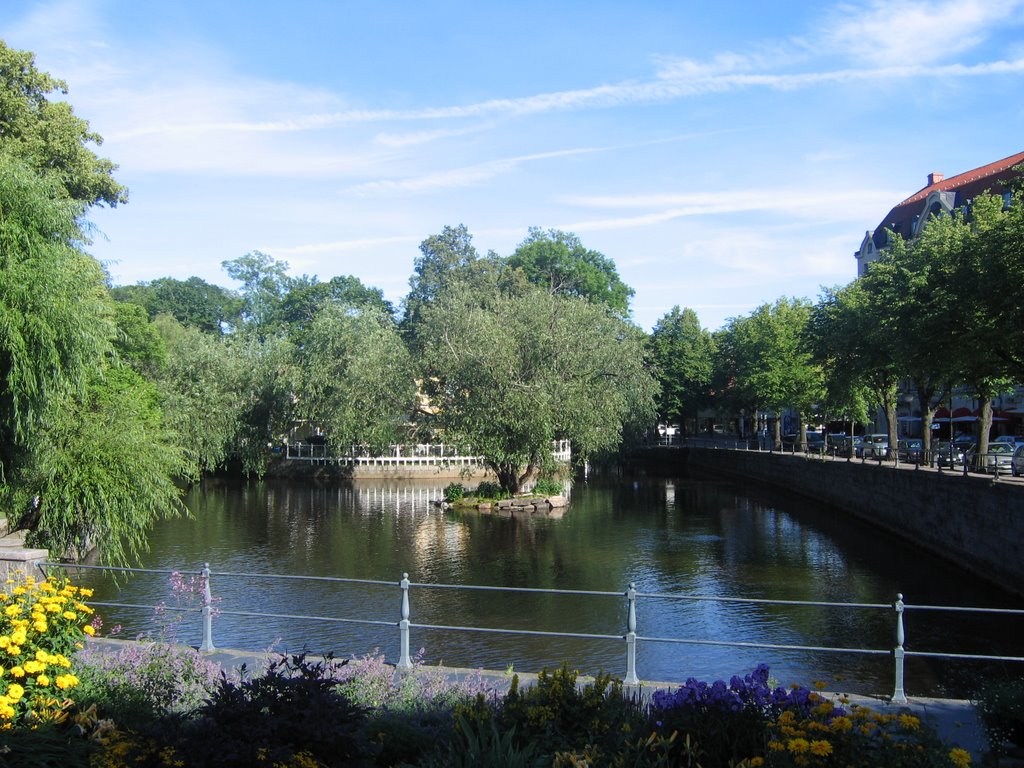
[3,0,1023,331]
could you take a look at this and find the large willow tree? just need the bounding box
[420,283,656,492]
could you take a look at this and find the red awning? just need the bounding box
[934,407,951,419]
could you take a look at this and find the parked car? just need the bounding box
[896,438,924,463]
[968,442,1015,474]
[805,431,826,452]
[1013,444,1024,477]
[934,440,968,468]
[861,433,890,459]
[993,435,1024,449]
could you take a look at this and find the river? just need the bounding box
[72,468,1021,697]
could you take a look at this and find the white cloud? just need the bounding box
[816,0,1024,66]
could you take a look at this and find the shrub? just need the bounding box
[473,481,507,500]
[73,641,220,727]
[454,664,644,762]
[975,676,1024,755]
[532,477,563,496]
[443,483,466,503]
[89,652,372,767]
[0,573,95,725]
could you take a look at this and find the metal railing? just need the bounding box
[286,440,572,465]
[43,562,1024,703]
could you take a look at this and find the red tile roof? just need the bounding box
[897,151,1024,206]
[869,151,1024,249]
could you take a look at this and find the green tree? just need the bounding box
[402,224,498,344]
[152,315,244,477]
[10,366,186,565]
[280,274,393,348]
[0,40,127,207]
[506,228,634,316]
[810,282,900,451]
[111,276,242,334]
[420,284,656,493]
[294,304,416,451]
[221,251,293,336]
[648,306,714,433]
[722,298,824,449]
[0,154,113,479]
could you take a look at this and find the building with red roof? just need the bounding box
[855,151,1024,276]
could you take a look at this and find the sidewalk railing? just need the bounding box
[43,562,1024,703]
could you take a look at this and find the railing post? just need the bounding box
[891,593,907,704]
[199,563,216,652]
[624,582,639,685]
[397,573,412,670]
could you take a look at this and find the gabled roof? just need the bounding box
[869,150,1024,250]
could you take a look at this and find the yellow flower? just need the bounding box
[83,625,96,636]
[22,661,44,674]
[898,713,920,730]
[813,680,827,690]
[5,684,24,701]
[3,605,20,617]
[78,588,94,598]
[8,667,24,679]
[768,740,785,751]
[35,674,49,687]
[830,716,853,733]
[33,620,47,633]
[810,740,833,756]
[787,738,810,754]
[949,747,971,768]
[55,674,79,690]
[62,611,77,621]
[0,637,9,649]
[0,703,14,719]
[749,759,765,767]
[6,647,21,658]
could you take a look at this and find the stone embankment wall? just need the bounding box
[636,447,1024,597]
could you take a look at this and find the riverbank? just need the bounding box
[630,444,1024,597]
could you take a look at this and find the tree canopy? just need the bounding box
[420,283,656,492]
[0,40,127,207]
[506,228,634,317]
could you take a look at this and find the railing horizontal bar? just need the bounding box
[906,605,1024,616]
[411,623,622,642]
[636,592,888,610]
[211,571,395,588]
[86,601,191,613]
[45,562,197,577]
[409,582,621,598]
[906,650,1024,662]
[217,609,394,627]
[636,635,890,656]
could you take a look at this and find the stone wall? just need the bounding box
[634,447,1024,596]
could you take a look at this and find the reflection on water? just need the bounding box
[72,471,1022,697]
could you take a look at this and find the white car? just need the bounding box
[861,433,890,459]
[1012,444,1024,477]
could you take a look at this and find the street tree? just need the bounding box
[506,228,634,317]
[810,282,901,452]
[723,298,825,449]
[648,306,715,434]
[420,284,656,493]
[280,274,393,348]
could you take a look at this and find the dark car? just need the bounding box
[897,438,924,463]
[934,440,968,468]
